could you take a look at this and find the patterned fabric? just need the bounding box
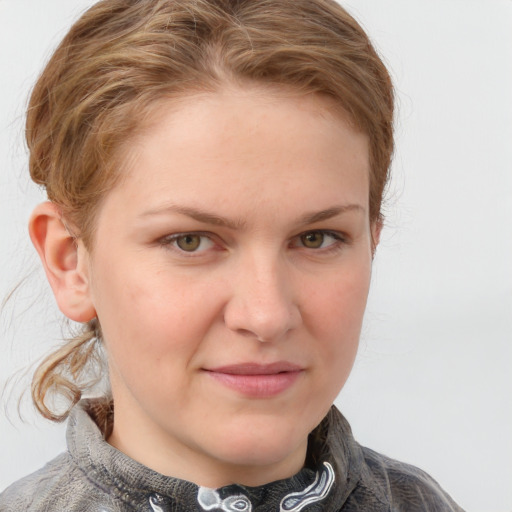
[196,463,335,512]
[0,399,465,511]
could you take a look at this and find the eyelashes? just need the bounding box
[157,230,348,257]
[165,233,215,253]
[294,231,345,250]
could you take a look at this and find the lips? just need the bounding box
[204,362,304,398]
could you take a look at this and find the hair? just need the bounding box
[27,0,394,421]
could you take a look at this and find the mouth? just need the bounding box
[203,362,304,398]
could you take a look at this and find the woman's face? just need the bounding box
[82,86,376,487]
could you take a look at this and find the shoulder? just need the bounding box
[0,453,122,512]
[357,446,464,511]
[322,406,465,511]
[0,453,70,511]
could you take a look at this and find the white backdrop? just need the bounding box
[1,1,511,511]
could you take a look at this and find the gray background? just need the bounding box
[1,1,511,510]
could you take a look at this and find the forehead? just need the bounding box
[107,87,370,224]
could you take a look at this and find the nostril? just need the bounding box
[238,328,256,338]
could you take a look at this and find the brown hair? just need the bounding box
[27,0,394,420]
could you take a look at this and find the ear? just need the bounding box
[29,201,96,323]
[370,218,383,256]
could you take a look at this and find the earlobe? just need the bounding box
[29,201,96,323]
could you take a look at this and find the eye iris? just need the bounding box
[176,235,201,251]
[302,232,324,248]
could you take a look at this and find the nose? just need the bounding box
[223,253,301,343]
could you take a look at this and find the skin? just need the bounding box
[30,85,378,488]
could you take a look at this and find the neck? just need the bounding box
[107,393,308,488]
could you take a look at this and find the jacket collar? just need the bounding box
[67,399,364,511]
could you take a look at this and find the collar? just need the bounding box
[67,399,363,511]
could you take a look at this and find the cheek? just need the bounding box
[306,263,371,360]
[92,263,223,372]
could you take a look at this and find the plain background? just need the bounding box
[0,1,511,511]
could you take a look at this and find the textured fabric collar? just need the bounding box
[67,400,363,511]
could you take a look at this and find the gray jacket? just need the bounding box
[0,400,464,511]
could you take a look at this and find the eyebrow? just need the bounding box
[140,204,246,230]
[298,204,364,225]
[140,203,364,229]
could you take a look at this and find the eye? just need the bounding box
[301,231,325,249]
[176,234,202,252]
[296,230,344,250]
[160,233,215,253]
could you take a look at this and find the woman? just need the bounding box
[0,0,464,510]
